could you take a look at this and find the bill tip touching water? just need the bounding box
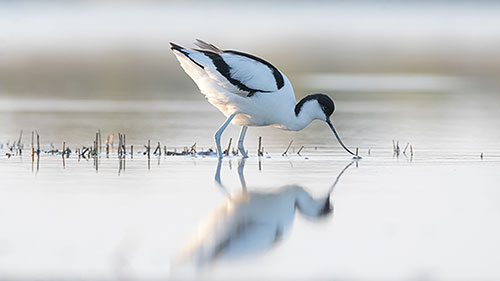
[170,39,360,159]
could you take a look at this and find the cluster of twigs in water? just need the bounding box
[4,130,26,158]
[3,130,296,160]
[2,130,221,160]
[392,139,414,158]
[2,130,205,159]
[3,130,428,163]
[2,130,349,160]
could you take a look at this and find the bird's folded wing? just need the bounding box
[215,51,285,95]
[172,40,285,97]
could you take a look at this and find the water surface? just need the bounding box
[1,89,499,281]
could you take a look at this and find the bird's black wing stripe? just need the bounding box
[170,42,205,69]
[198,50,271,96]
[224,50,285,90]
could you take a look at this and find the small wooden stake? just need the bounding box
[297,145,304,156]
[154,142,160,155]
[403,143,409,154]
[117,133,122,156]
[36,132,40,155]
[31,131,34,159]
[224,138,232,156]
[62,141,66,169]
[282,140,293,156]
[98,129,101,153]
[258,136,263,156]
[94,140,98,158]
[17,130,23,147]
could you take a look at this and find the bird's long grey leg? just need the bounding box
[237,126,248,158]
[214,113,236,158]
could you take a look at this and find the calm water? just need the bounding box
[1,89,500,281]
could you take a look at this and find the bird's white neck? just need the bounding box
[276,99,325,131]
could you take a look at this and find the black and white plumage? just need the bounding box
[171,40,283,97]
[170,39,356,158]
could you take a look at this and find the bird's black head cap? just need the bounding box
[295,93,335,118]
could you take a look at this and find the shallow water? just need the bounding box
[1,89,500,281]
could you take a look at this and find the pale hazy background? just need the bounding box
[1,0,500,100]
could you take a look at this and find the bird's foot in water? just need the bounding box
[240,151,248,158]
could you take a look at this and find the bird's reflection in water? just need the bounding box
[179,159,354,266]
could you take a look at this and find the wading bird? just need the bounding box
[170,40,356,158]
